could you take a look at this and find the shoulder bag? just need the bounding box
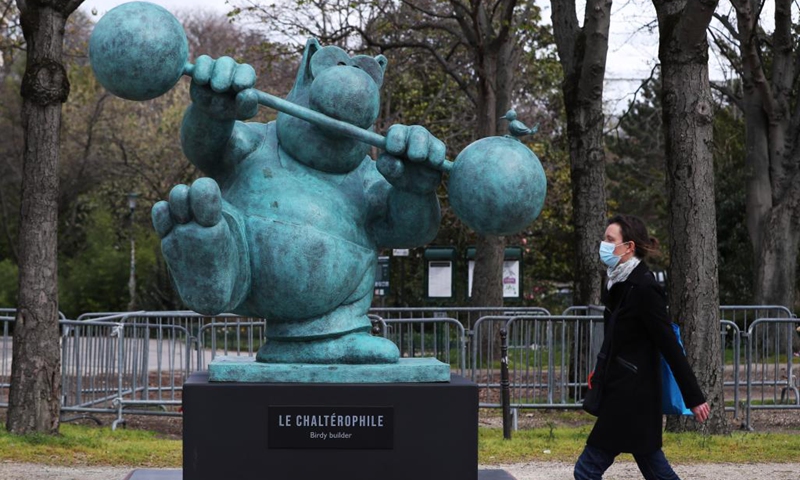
[661,323,693,415]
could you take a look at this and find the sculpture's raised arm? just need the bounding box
[180,55,263,179]
[367,124,445,248]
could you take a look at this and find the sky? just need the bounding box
[77,0,780,114]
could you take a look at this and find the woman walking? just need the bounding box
[575,214,710,480]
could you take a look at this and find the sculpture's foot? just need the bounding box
[256,331,400,364]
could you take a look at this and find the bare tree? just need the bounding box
[549,0,611,400]
[652,0,728,434]
[550,0,610,307]
[7,0,84,435]
[710,1,800,327]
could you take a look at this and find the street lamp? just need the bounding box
[127,192,139,311]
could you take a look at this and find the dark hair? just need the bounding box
[607,214,660,259]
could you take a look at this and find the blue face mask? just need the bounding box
[599,241,627,269]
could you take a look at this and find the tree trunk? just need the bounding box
[551,0,611,308]
[655,0,728,434]
[7,0,79,435]
[752,200,800,353]
[471,234,506,301]
[566,105,607,307]
[470,49,507,312]
[754,205,799,309]
[734,0,799,336]
[551,0,611,399]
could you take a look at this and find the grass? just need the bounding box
[478,427,800,464]
[2,423,800,468]
[721,346,794,365]
[0,424,181,467]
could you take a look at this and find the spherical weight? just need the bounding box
[449,136,547,236]
[89,2,188,101]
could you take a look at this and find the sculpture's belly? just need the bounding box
[223,159,373,248]
[220,136,379,320]
[243,216,375,320]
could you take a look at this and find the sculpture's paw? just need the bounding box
[190,55,258,121]
[151,178,238,314]
[153,178,226,238]
[256,332,400,365]
[376,124,444,194]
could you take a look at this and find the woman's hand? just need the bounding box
[691,402,710,423]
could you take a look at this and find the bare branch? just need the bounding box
[73,94,110,186]
[491,0,503,18]
[357,27,477,105]
[770,0,793,113]
[708,22,738,48]
[491,0,518,49]
[605,63,660,136]
[447,0,471,14]
[400,0,456,20]
[449,0,478,47]
[402,21,463,40]
[1,0,14,24]
[709,28,743,76]
[736,0,779,122]
[575,0,612,106]
[710,81,744,112]
[712,12,740,41]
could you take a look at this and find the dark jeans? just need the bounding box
[574,444,681,480]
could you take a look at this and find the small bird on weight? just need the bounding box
[501,109,539,140]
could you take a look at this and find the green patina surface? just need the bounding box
[90,2,547,368]
[208,356,451,383]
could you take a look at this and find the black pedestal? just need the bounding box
[183,372,479,480]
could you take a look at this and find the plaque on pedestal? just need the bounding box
[183,372,479,480]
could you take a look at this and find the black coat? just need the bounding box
[586,261,705,455]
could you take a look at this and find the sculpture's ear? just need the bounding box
[295,38,322,87]
[375,55,388,74]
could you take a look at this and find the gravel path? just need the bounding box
[495,461,800,479]
[1,462,798,479]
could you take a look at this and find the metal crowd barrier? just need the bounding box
[743,317,800,430]
[0,314,12,408]
[470,310,553,407]
[2,306,799,431]
[719,305,794,333]
[0,308,66,320]
[506,314,605,408]
[370,316,467,377]
[718,306,796,426]
[74,311,268,428]
[60,316,126,424]
[471,314,605,409]
[720,320,742,418]
[370,306,551,335]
